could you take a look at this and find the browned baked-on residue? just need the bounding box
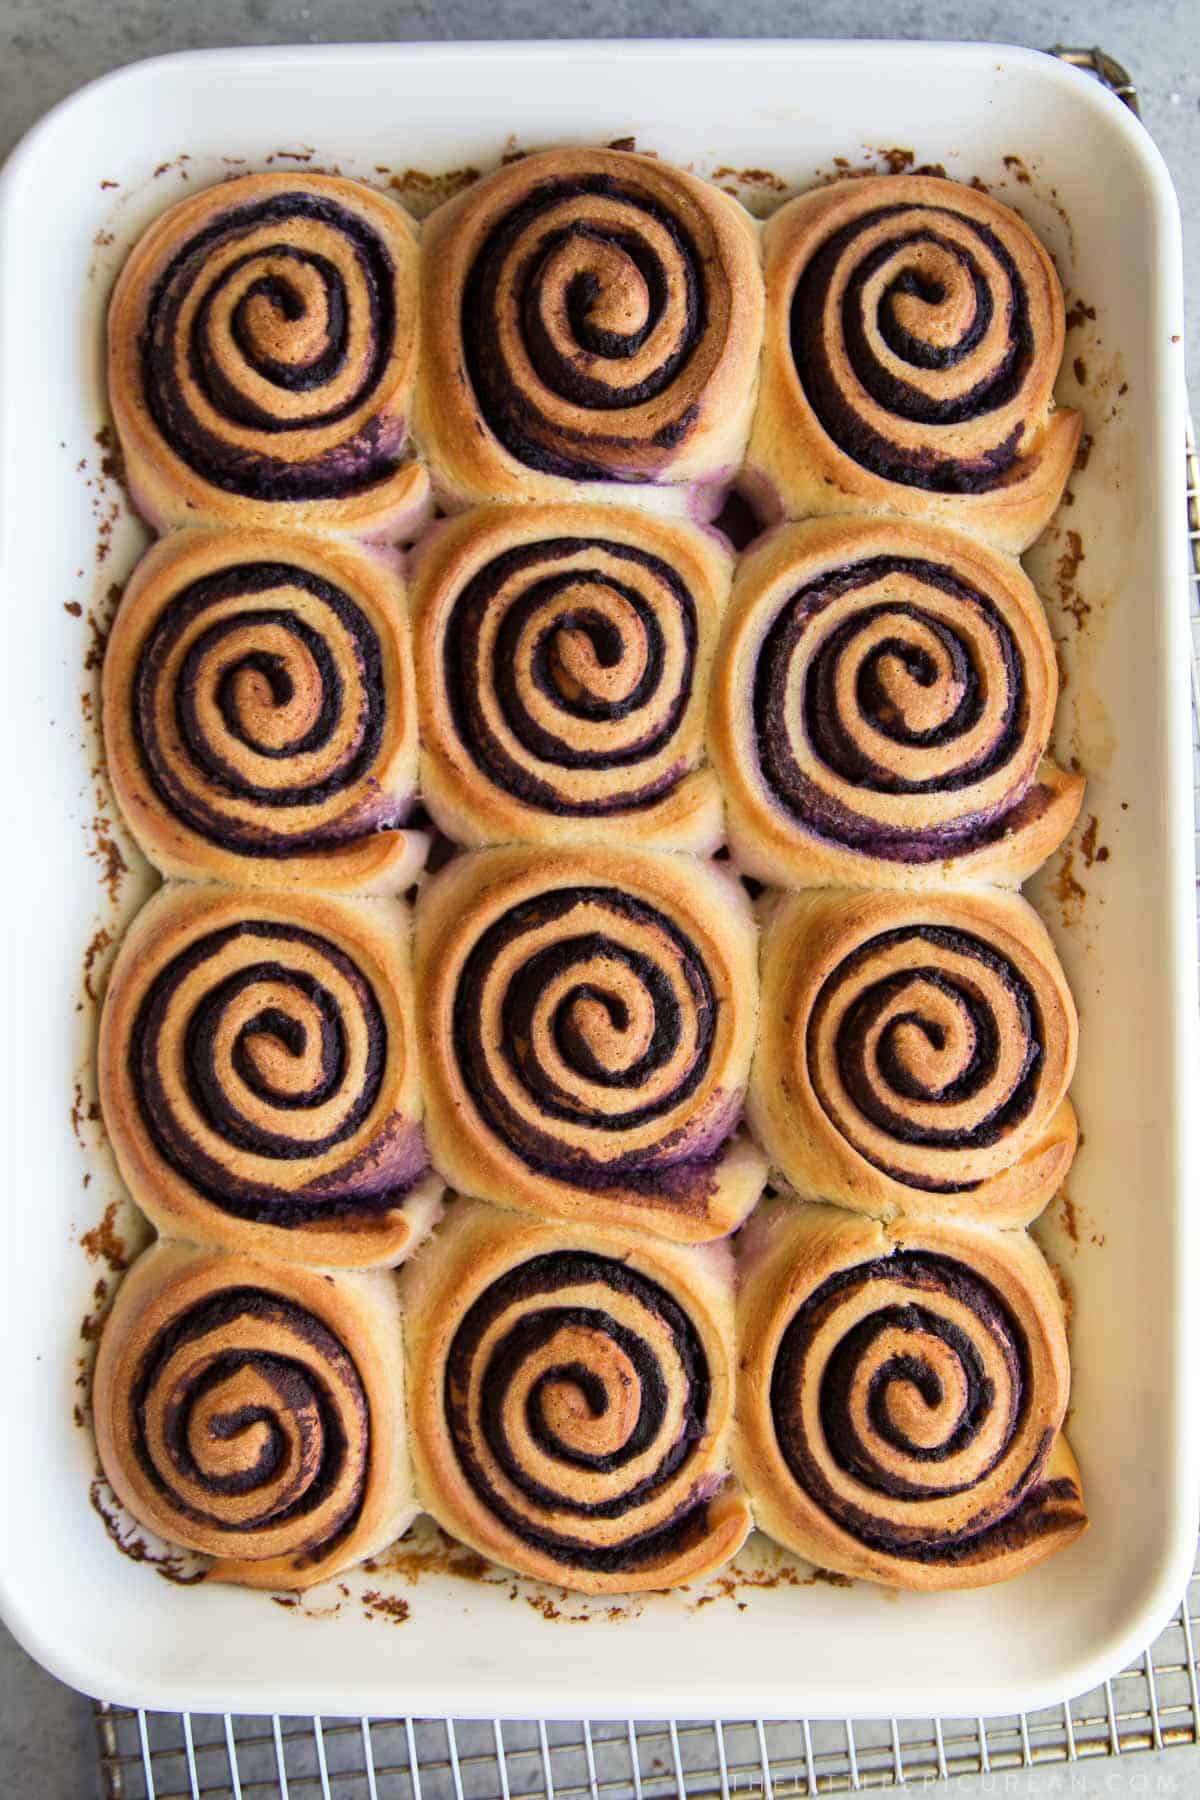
[152,154,191,182]
[88,815,129,907]
[690,1539,854,1610]
[607,136,638,152]
[385,166,482,217]
[1065,299,1097,332]
[82,926,114,1004]
[1060,1191,1080,1246]
[1055,530,1090,631]
[80,1200,129,1274]
[500,135,528,165]
[79,1276,113,1346]
[1079,814,1110,868]
[1050,845,1086,928]
[1002,153,1033,186]
[100,179,119,191]
[371,1521,495,1586]
[1073,356,1088,387]
[361,1590,411,1625]
[89,1477,207,1585]
[94,425,129,498]
[70,1080,102,1149]
[1073,433,1094,473]
[64,600,83,617]
[713,165,788,191]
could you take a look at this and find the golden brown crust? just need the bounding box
[409,504,731,852]
[744,176,1080,553]
[108,172,430,538]
[414,148,764,512]
[102,529,427,893]
[733,1200,1086,1590]
[708,517,1084,889]
[749,888,1078,1227]
[93,1240,417,1589]
[414,847,767,1241]
[400,1199,750,1592]
[98,883,443,1268]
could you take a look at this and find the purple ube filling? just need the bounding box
[462,175,707,481]
[753,555,1047,863]
[139,193,402,501]
[445,536,698,815]
[132,921,428,1225]
[444,1251,716,1571]
[809,922,1044,1195]
[769,1251,1058,1561]
[453,885,741,1203]
[790,204,1034,493]
[130,1286,368,1559]
[133,559,404,856]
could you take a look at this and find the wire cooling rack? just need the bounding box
[87,46,1200,1800]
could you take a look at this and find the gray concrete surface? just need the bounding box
[0,3,1195,1796]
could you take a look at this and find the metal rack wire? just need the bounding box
[88,45,1200,1799]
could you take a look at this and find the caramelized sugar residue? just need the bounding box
[79,1200,129,1274]
[89,1478,207,1586]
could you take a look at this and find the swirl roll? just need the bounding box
[98,884,443,1268]
[415,847,766,1242]
[410,505,730,852]
[734,1201,1087,1589]
[745,176,1080,553]
[102,530,426,893]
[401,1200,750,1592]
[709,517,1084,889]
[749,889,1078,1227]
[93,1241,415,1589]
[108,173,430,538]
[416,148,764,512]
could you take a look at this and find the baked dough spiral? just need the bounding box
[734,1201,1086,1589]
[108,172,430,538]
[410,504,730,851]
[749,888,1078,1227]
[98,884,443,1267]
[103,529,425,892]
[744,176,1079,553]
[416,148,764,511]
[93,1240,415,1589]
[415,848,766,1241]
[401,1200,750,1591]
[709,517,1083,889]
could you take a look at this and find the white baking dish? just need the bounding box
[0,40,1195,1721]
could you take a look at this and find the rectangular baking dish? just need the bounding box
[0,39,1195,1720]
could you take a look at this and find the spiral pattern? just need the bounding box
[100,888,438,1266]
[103,534,420,887]
[446,1250,720,1571]
[810,925,1051,1192]
[128,1285,369,1561]
[448,536,695,806]
[749,891,1077,1225]
[749,177,1077,552]
[790,199,1052,492]
[774,1251,1046,1551]
[93,1245,415,1587]
[109,174,427,532]
[417,850,764,1240]
[412,509,729,852]
[744,544,1069,870]
[419,149,763,501]
[733,1205,1085,1586]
